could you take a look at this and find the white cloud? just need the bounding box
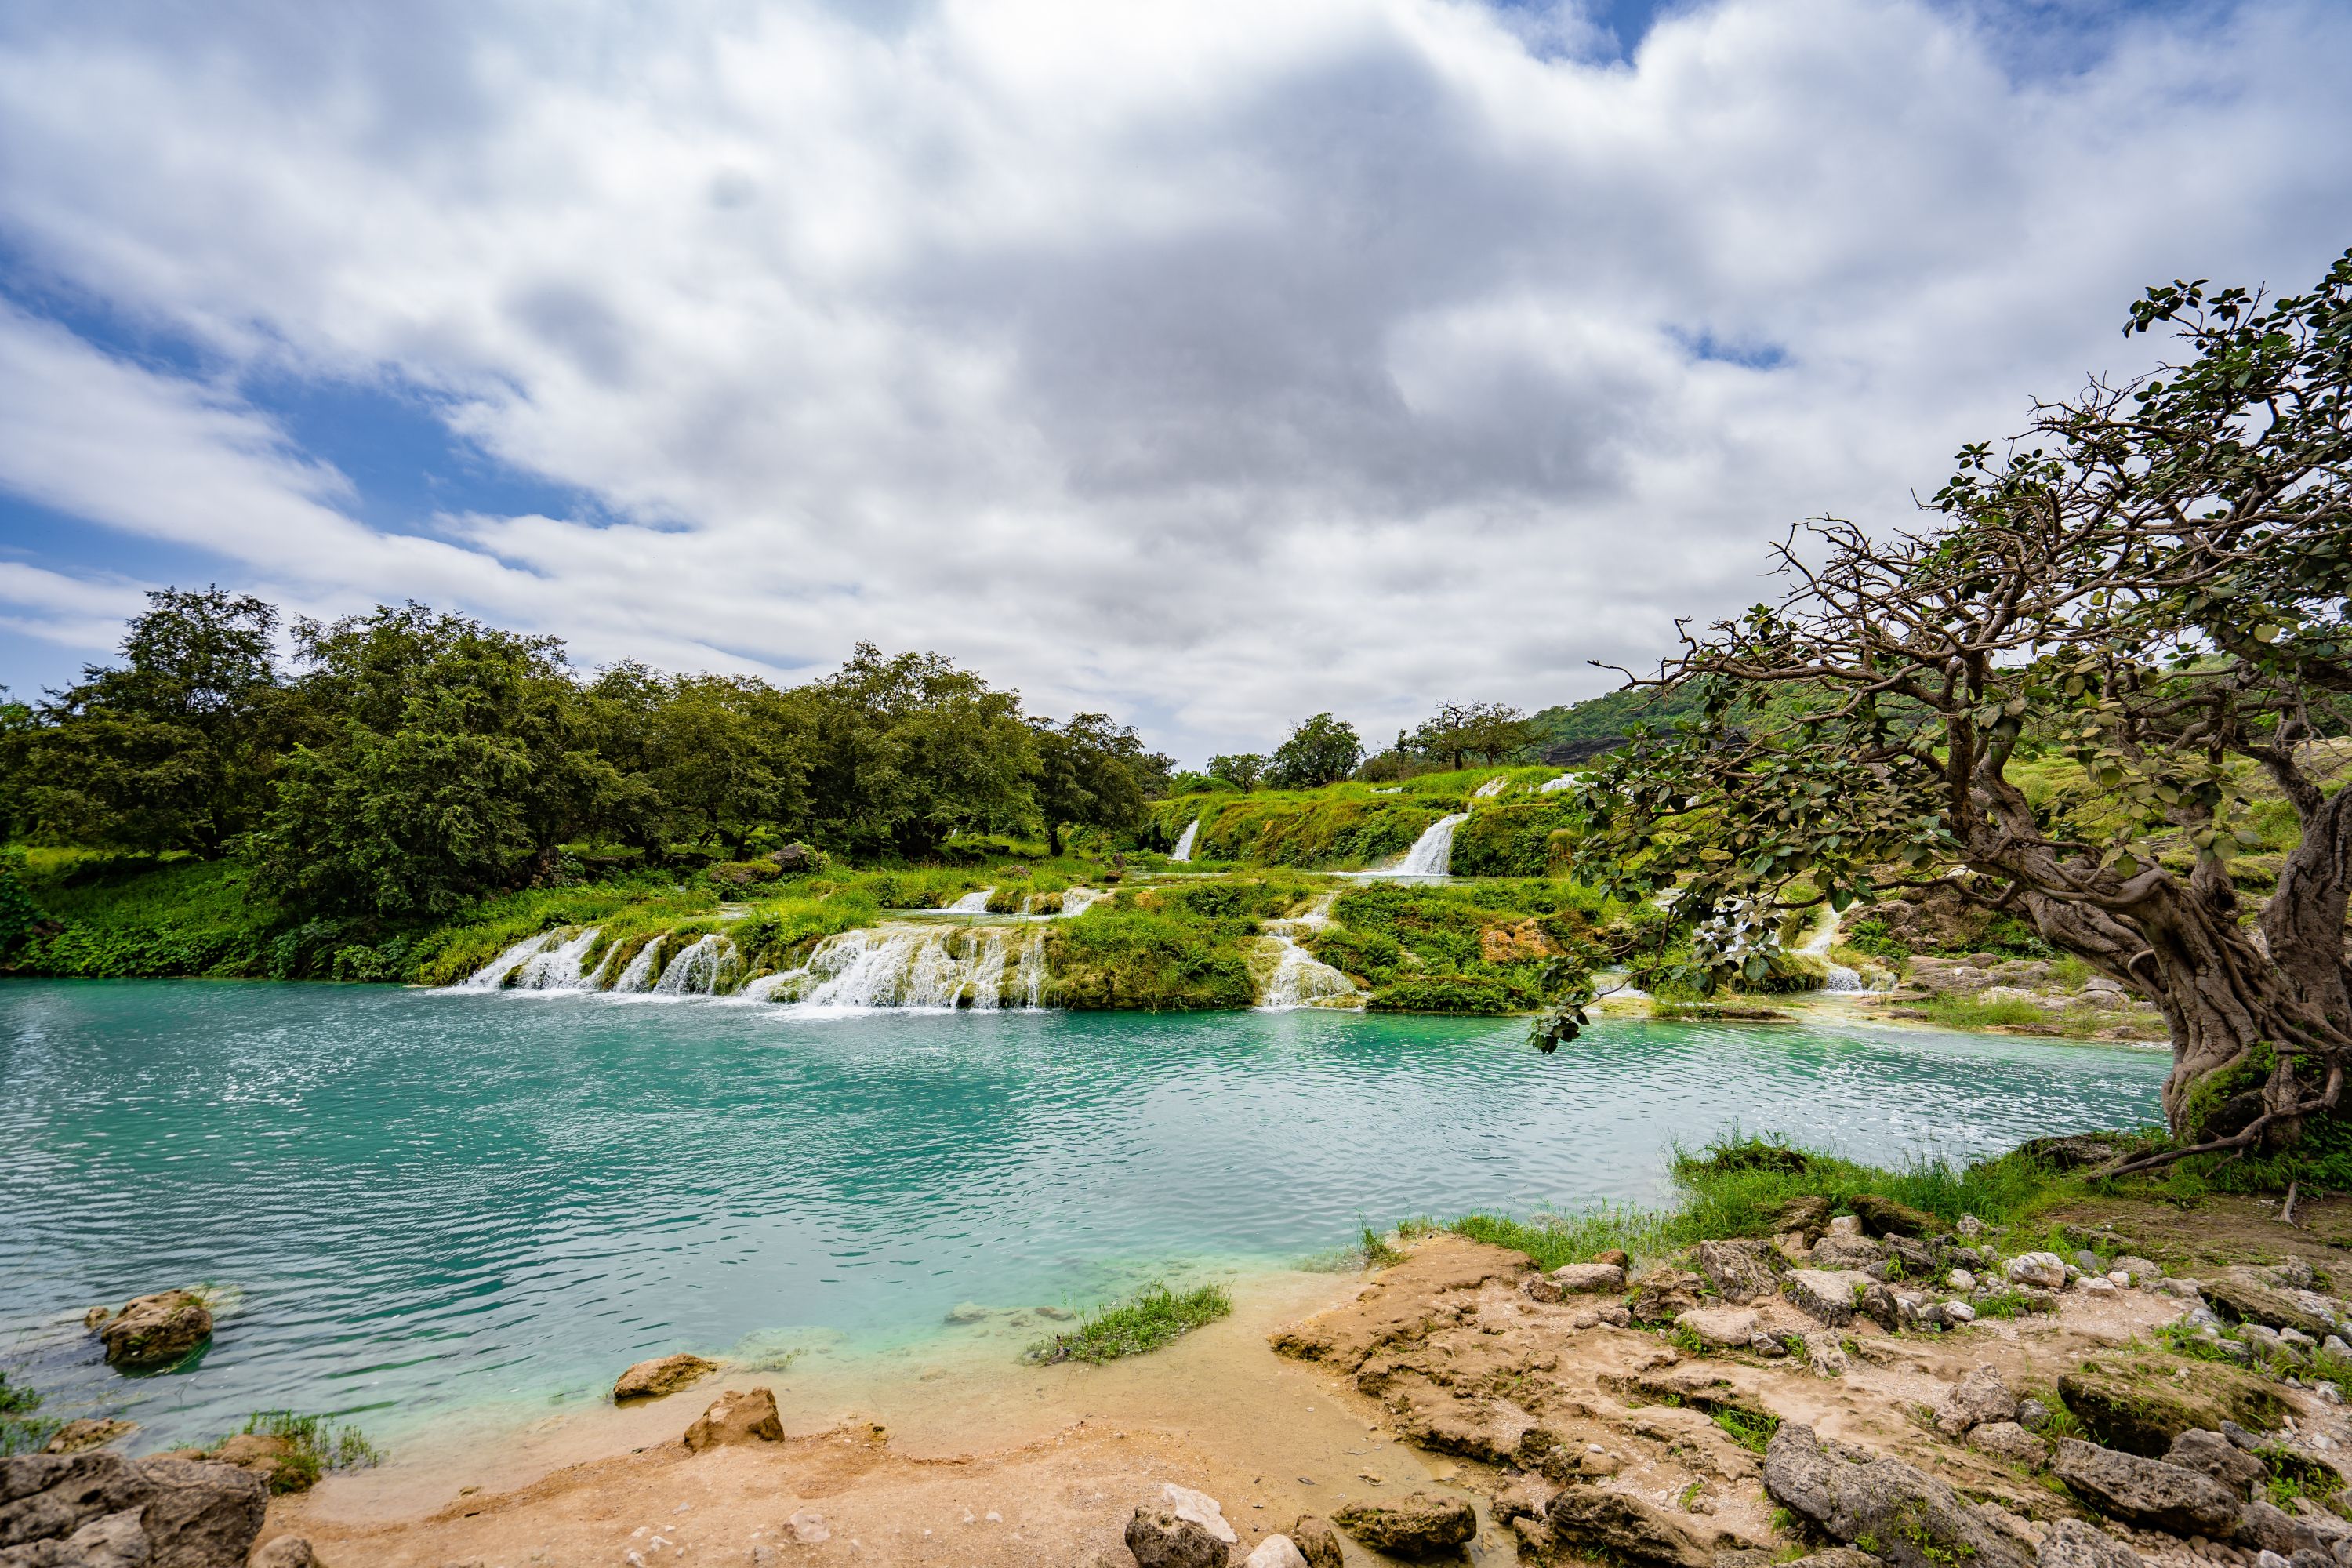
[0,0,2345,757]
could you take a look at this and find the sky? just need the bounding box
[0,0,2347,764]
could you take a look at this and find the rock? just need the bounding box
[1124,1508,1229,1568]
[612,1352,719,1402]
[1800,1332,1850,1378]
[1826,1215,1864,1238]
[2059,1373,2237,1457]
[1967,1422,2046,1468]
[2017,1399,2052,1432]
[1887,1235,1940,1276]
[0,1453,267,1567]
[2039,1518,2148,1568]
[1594,1249,1631,1269]
[252,1537,320,1567]
[1547,1486,1743,1567]
[1936,1365,2020,1437]
[1693,1241,1783,1305]
[1551,1263,1625,1294]
[1677,1308,1763,1348]
[5,1505,150,1567]
[1761,1424,2034,1568]
[1784,1552,1885,1568]
[786,1510,829,1545]
[1857,1283,1901,1333]
[1492,1476,1554,1524]
[1288,1515,1344,1568]
[2169,1430,2269,1496]
[2240,1502,2331,1559]
[1784,1270,1874,1326]
[681,1388,782,1450]
[2114,1255,2164,1281]
[38,1423,135,1457]
[1243,1537,1308,1568]
[202,1433,299,1490]
[1847,1195,1937,1238]
[2080,1277,2120,1298]
[1330,1494,1475,1560]
[1947,1269,1978,1293]
[2005,1253,2069,1290]
[1811,1235,1886,1271]
[2206,1279,2340,1340]
[2053,1438,2242,1535]
[1958,1214,1986,1236]
[1524,1275,1565,1304]
[1630,1268,1706,1322]
[1943,1301,1976,1323]
[768,843,819,873]
[1773,1196,1834,1236]
[1162,1485,1238,1546]
[94,1291,212,1370]
[77,1308,107,1333]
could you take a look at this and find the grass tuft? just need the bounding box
[227,1410,382,1494]
[1025,1283,1233,1366]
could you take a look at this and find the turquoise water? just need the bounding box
[1,981,2165,1450]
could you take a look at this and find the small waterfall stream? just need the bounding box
[1170,820,1201,862]
[1253,893,1361,1010]
[938,888,992,914]
[652,934,739,996]
[1392,812,1469,876]
[782,925,1050,1010]
[510,927,603,990]
[1472,776,1508,798]
[1798,909,1867,993]
[463,932,556,989]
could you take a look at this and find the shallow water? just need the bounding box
[0,981,2164,1450]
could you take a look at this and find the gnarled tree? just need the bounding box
[1568,249,2352,1170]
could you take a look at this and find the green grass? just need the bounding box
[1711,1406,1781,1454]
[1449,1205,1675,1269]
[223,1410,382,1494]
[0,1370,60,1458]
[1024,1283,1234,1365]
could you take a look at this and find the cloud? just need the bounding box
[0,0,2345,757]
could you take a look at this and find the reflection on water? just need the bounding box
[0,981,2163,1449]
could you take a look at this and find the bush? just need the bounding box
[1367,975,1523,1013]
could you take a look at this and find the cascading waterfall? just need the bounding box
[462,932,557,989]
[1253,893,1360,1010]
[1058,887,1109,916]
[1170,820,1201,862]
[1798,909,1867,993]
[1391,813,1469,876]
[652,934,739,996]
[1537,774,1573,793]
[938,888,993,914]
[788,925,1048,1010]
[510,927,603,990]
[609,941,665,994]
[1472,776,1508,798]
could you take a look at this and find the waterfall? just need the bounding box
[1537,774,1573,793]
[1798,908,1868,993]
[462,932,556,989]
[1170,820,1201,862]
[1392,813,1469,876]
[1472,776,1508,798]
[1015,929,1047,1007]
[609,940,665,993]
[510,927,603,991]
[938,888,992,914]
[793,926,1046,1010]
[652,934,739,996]
[1059,887,1109,916]
[1253,895,1359,1009]
[739,966,808,1002]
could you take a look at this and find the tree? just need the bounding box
[1267,713,1363,789]
[1569,249,2352,1170]
[1208,753,1266,792]
[648,675,807,857]
[1033,713,1150,855]
[1410,702,1542,769]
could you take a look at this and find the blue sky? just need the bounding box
[0,0,2345,757]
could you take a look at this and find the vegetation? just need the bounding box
[1267,713,1364,789]
[1025,1282,1234,1364]
[0,1370,58,1458]
[224,1409,382,1493]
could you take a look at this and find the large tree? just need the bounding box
[1032,713,1150,855]
[1570,249,2352,1171]
[1410,701,1543,769]
[1267,713,1363,789]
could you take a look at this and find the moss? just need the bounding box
[1450,800,1584,877]
[1042,909,1257,1010]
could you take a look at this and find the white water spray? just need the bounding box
[1170,820,1200,862]
[462,932,555,989]
[610,941,665,993]
[1537,774,1573,794]
[1798,909,1867,993]
[1058,887,1109,916]
[1472,776,1508,798]
[938,888,992,914]
[1253,894,1360,1009]
[653,934,739,996]
[793,926,1046,1010]
[1392,813,1469,876]
[510,927,603,991]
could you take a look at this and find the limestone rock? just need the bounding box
[2039,1517,2149,1568]
[252,1537,321,1567]
[681,1388,782,1451]
[1935,1365,2020,1437]
[1288,1515,1344,1568]
[2205,1278,2339,1340]
[0,1453,267,1568]
[1330,1494,1476,1560]
[1492,1476,1554,1524]
[1693,1241,1781,1305]
[1162,1485,1238,1546]
[612,1352,719,1402]
[38,1423,134,1457]
[1523,1274,1564,1304]
[1784,1269,1874,1326]
[1547,1486,1744,1568]
[1857,1283,1901,1332]
[1677,1307,1762,1349]
[1593,1248,1631,1269]
[1125,1508,1229,1568]
[1761,1423,2034,1568]
[1966,1422,2046,1469]
[1551,1263,1626,1294]
[2005,1253,2069,1290]
[1846,1194,1938,1237]
[1782,1552,1883,1568]
[2238,1501,2332,1559]
[1772,1196,1834,1236]
[1826,1215,1862,1237]
[1242,1536,1308,1568]
[1800,1332,1850,1378]
[1630,1269,1706,1323]
[2168,1430,2268,1497]
[786,1510,829,1545]
[2058,1373,2237,1457]
[1810,1235,1886,1271]
[94,1291,212,1370]
[2052,1438,2241,1536]
[4,1504,149,1567]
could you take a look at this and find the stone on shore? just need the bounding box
[1809,1234,1886,1271]
[612,1352,719,1402]
[1692,1240,1781,1304]
[1630,1269,1706,1322]
[1125,1508,1229,1568]
[1966,1422,2046,1468]
[2237,1501,2333,1559]
[1762,1423,2034,1568]
[1846,1194,1938,1237]
[2203,1278,2340,1340]
[1288,1515,1344,1568]
[39,1421,136,1456]
[681,1387,783,1450]
[1677,1307,1762,1349]
[2005,1253,2069,1290]
[252,1536,322,1566]
[0,1452,267,1566]
[2052,1438,2242,1536]
[1935,1365,2019,1437]
[1243,1535,1309,1568]
[1548,1484,1745,1567]
[1331,1493,1476,1559]
[93,1290,212,1370]
[1784,1269,1874,1326]
[1550,1263,1625,1294]
[1161,1484,1238,1545]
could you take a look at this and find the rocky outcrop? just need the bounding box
[2051,1439,2242,1536]
[1846,1194,1936,1237]
[1784,1269,1872,1326]
[1762,1423,2034,1568]
[2057,1370,2279,1457]
[1241,1535,1307,1568]
[1123,1508,1228,1568]
[681,1388,782,1451]
[2203,1277,2340,1340]
[1965,1422,2046,1468]
[2038,1518,2150,1568]
[1692,1241,1780,1304]
[612,1352,719,1401]
[1330,1494,1475,1559]
[1934,1365,2018,1437]
[2236,1501,2333,1559]
[90,1292,212,1370]
[1629,1269,1706,1323]
[0,1452,267,1567]
[1810,1234,1886,1272]
[249,1537,320,1567]
[1547,1486,1749,1567]
[1550,1263,1625,1294]
[1676,1307,1762,1349]
[1287,1515,1343,1568]
[2166,1429,2268,1497]
[37,1425,133,1457]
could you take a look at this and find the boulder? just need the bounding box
[1161,1486,1237,1546]
[1547,1486,1741,1568]
[681,1388,782,1451]
[1630,1269,1706,1323]
[1935,1365,2020,1437]
[2205,1279,2340,1340]
[613,1353,719,1402]
[1125,1508,1229,1568]
[0,1453,267,1567]
[1551,1263,1625,1294]
[768,843,820,873]
[1966,1423,2046,1469]
[1288,1515,1344,1568]
[1693,1241,1782,1305]
[1761,1424,2034,1568]
[1330,1494,1476,1560]
[1810,1235,1886,1271]
[93,1291,212,1370]
[3,1505,149,1567]
[1857,1283,1901,1333]
[2058,1373,2241,1457]
[1800,1332,1850,1379]
[2052,1439,2242,1536]
[1243,1536,1308,1568]
[2005,1253,2069,1290]
[2038,1518,2149,1568]
[2239,1502,2331,1559]
[2168,1430,2269,1497]
[1677,1308,1762,1350]
[1784,1270,1874,1326]
[38,1424,134,1457]
[1783,1552,1883,1568]
[1771,1196,1834,1236]
[1886,1236,1940,1276]
[1846,1195,1938,1238]
[252,1537,321,1567]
